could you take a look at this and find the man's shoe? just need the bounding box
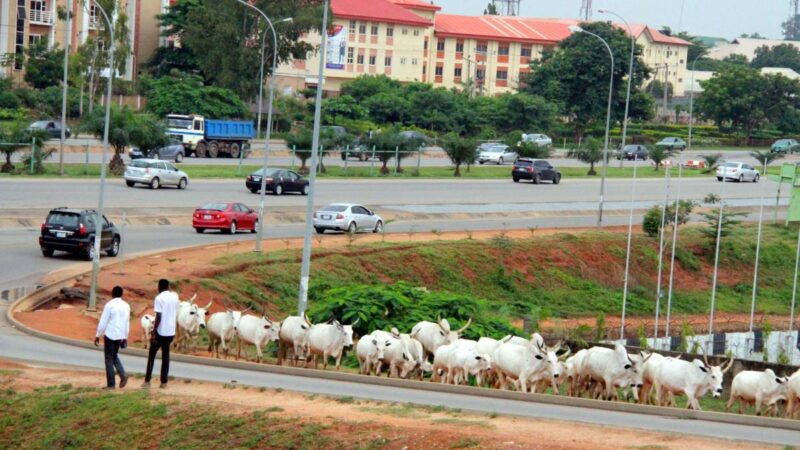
[119,375,128,389]
[102,386,115,390]
[141,381,151,389]
[159,383,168,389]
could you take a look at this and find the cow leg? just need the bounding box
[755,395,763,416]
[726,395,735,413]
[335,350,343,371]
[255,344,263,363]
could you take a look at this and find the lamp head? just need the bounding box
[597,9,607,13]
[279,17,293,24]
[568,25,584,33]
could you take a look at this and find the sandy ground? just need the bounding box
[0,359,770,450]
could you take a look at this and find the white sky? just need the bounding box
[432,0,789,40]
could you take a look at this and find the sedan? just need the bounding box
[656,137,687,151]
[124,159,189,189]
[620,144,649,160]
[522,133,553,147]
[716,162,759,182]
[246,168,309,195]
[28,120,71,139]
[192,202,258,234]
[313,203,383,234]
[771,139,800,154]
[478,144,517,165]
[512,158,561,184]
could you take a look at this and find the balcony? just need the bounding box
[29,10,54,25]
[89,16,100,30]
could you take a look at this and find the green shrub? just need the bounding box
[643,205,663,237]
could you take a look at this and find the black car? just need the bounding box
[512,158,561,184]
[620,144,649,160]
[39,208,121,260]
[129,141,185,162]
[28,120,71,139]
[245,168,309,195]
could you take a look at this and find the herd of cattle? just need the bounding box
[139,296,800,418]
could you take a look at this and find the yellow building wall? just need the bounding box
[638,35,689,97]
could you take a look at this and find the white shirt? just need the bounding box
[154,291,180,337]
[95,297,130,341]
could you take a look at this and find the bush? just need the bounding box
[643,205,663,237]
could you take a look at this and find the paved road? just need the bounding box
[0,305,796,445]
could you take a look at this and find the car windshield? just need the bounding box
[129,160,155,168]
[515,160,533,166]
[200,203,228,211]
[167,118,193,129]
[252,168,281,177]
[30,121,49,128]
[483,145,506,153]
[623,145,640,151]
[47,212,79,227]
[777,139,791,144]
[723,162,740,168]
[320,204,348,212]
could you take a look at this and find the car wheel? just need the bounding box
[738,174,744,183]
[126,180,135,187]
[85,240,95,261]
[249,188,259,194]
[195,228,204,234]
[41,248,54,257]
[178,177,188,190]
[251,220,258,233]
[554,174,561,185]
[373,220,383,234]
[340,152,347,161]
[175,152,184,163]
[150,177,160,189]
[195,142,207,158]
[226,221,237,235]
[513,177,519,183]
[717,177,723,182]
[106,237,120,257]
[315,227,325,234]
[302,184,309,195]
[533,174,541,184]
[274,184,283,196]
[479,161,485,165]
[347,222,357,234]
[498,157,504,165]
[754,173,760,183]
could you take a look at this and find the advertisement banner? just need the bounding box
[326,25,347,70]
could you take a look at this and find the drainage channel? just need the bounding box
[0,285,41,303]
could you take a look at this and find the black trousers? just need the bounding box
[145,333,174,384]
[103,336,126,387]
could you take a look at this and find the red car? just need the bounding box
[193,202,258,234]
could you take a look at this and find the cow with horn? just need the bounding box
[410,316,472,359]
[174,294,211,353]
[652,351,734,410]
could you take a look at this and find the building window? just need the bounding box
[436,41,445,51]
[476,43,488,54]
[384,56,392,66]
[413,29,420,36]
[454,67,462,77]
[369,55,376,66]
[424,39,428,51]
[520,46,532,57]
[28,34,42,45]
[498,45,509,56]
[411,57,418,65]
[347,47,354,64]
[476,68,485,80]
[496,69,508,80]
[678,78,683,83]
[435,66,443,76]
[455,42,464,53]
[400,57,407,64]
[358,23,366,34]
[402,28,408,35]
[680,59,684,64]
[349,20,356,34]
[357,54,364,64]
[387,27,394,37]
[371,25,379,36]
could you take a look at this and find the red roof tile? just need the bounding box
[434,14,574,44]
[389,0,441,12]
[332,0,432,27]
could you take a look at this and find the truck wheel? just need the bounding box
[208,141,220,158]
[230,143,241,159]
[196,142,207,158]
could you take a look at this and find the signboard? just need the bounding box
[326,25,347,70]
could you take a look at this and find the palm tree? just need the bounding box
[649,145,676,171]
[0,120,48,173]
[440,132,477,177]
[566,137,603,175]
[699,153,723,174]
[749,150,783,174]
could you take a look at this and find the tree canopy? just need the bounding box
[23,39,63,89]
[140,73,249,118]
[751,44,800,72]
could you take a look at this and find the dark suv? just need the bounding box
[512,158,561,184]
[39,208,121,260]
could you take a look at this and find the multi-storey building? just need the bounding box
[0,0,166,81]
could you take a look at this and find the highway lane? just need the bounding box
[0,305,796,445]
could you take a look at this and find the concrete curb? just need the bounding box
[7,270,800,432]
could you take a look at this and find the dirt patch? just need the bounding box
[0,360,769,449]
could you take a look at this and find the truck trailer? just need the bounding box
[166,114,255,158]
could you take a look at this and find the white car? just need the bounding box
[124,159,189,189]
[478,144,518,165]
[716,162,759,183]
[313,203,383,234]
[522,133,553,147]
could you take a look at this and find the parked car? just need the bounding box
[341,142,372,161]
[656,137,687,151]
[716,162,759,182]
[312,203,383,234]
[478,144,518,165]
[619,144,649,160]
[39,207,120,260]
[123,159,189,189]
[129,141,185,162]
[512,158,561,184]
[28,120,71,139]
[521,133,553,147]
[192,202,258,234]
[771,139,800,154]
[245,168,309,195]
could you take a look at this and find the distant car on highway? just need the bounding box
[124,159,189,189]
[521,133,552,147]
[716,162,759,182]
[129,141,185,162]
[193,202,258,234]
[656,137,687,151]
[619,144,649,160]
[245,168,309,195]
[313,203,383,234]
[28,120,71,139]
[478,143,517,165]
[771,139,800,154]
[39,207,120,260]
[512,158,561,184]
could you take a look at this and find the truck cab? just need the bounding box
[167,114,205,155]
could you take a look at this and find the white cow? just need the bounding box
[432,343,457,383]
[492,338,561,393]
[564,349,588,396]
[639,352,676,405]
[653,355,733,410]
[374,329,422,378]
[447,346,491,385]
[785,369,800,419]
[400,333,432,380]
[140,315,154,349]
[581,344,649,401]
[306,319,358,370]
[207,305,246,359]
[236,314,280,363]
[410,317,471,358]
[175,295,210,353]
[278,315,312,366]
[356,332,387,375]
[727,369,789,415]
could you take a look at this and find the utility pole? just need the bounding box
[579,0,592,20]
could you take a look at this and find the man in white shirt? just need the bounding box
[94,286,130,389]
[143,278,180,389]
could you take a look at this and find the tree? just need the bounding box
[484,2,498,15]
[759,72,800,134]
[363,91,409,124]
[496,93,557,134]
[783,14,800,41]
[364,129,419,174]
[285,127,313,174]
[23,39,63,89]
[749,150,784,173]
[699,153,723,174]
[647,80,673,102]
[740,32,766,39]
[516,141,552,159]
[0,121,48,173]
[675,32,709,63]
[81,106,165,175]
[700,194,748,241]
[321,95,367,124]
[752,44,800,72]
[696,65,767,143]
[440,133,477,176]
[642,200,695,237]
[694,54,749,71]
[141,73,249,118]
[82,0,132,109]
[524,21,653,138]
[340,75,403,102]
[648,145,675,171]
[567,137,603,175]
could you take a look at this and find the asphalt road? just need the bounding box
[0,305,796,445]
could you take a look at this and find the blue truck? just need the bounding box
[166,114,255,158]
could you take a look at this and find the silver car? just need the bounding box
[716,162,759,183]
[312,203,383,234]
[478,143,518,165]
[522,133,553,147]
[124,159,190,189]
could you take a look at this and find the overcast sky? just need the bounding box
[434,0,788,40]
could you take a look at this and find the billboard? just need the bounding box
[326,25,347,70]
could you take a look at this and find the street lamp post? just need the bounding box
[687,55,702,150]
[233,0,292,253]
[598,10,634,171]
[708,162,729,343]
[58,8,71,176]
[87,1,114,311]
[749,159,769,335]
[568,25,614,228]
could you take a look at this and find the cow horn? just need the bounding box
[455,318,472,334]
[188,293,197,303]
[326,316,335,324]
[203,300,212,310]
[242,306,252,314]
[722,358,734,374]
[627,353,635,365]
[550,340,563,353]
[390,327,400,337]
[535,339,545,353]
[558,347,572,360]
[702,349,710,367]
[351,318,360,327]
[304,313,312,325]
[641,351,653,363]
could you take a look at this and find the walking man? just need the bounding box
[142,279,179,389]
[94,285,130,389]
